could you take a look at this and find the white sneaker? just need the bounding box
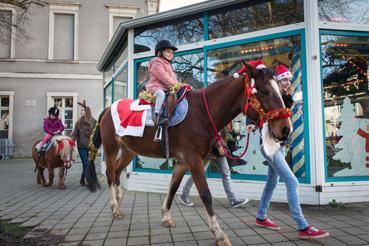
[178,195,194,207]
[229,198,249,208]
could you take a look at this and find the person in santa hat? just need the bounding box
[246,62,329,239]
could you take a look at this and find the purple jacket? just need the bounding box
[43,117,65,135]
[145,57,178,94]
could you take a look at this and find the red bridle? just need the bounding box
[202,66,292,160]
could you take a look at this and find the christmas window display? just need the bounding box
[206,34,308,180]
[321,33,369,178]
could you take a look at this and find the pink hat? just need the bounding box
[248,59,266,69]
[275,64,292,81]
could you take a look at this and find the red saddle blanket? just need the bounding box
[111,99,150,137]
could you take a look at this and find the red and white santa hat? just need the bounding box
[275,64,292,81]
[249,59,266,69]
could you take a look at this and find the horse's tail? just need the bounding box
[86,108,108,192]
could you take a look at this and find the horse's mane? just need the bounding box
[52,135,75,156]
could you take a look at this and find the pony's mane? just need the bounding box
[52,135,75,156]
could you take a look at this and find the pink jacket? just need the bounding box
[145,57,177,94]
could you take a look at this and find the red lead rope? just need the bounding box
[202,89,250,160]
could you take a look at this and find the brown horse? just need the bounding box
[32,135,76,189]
[87,63,292,246]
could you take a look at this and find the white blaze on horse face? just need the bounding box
[270,79,284,107]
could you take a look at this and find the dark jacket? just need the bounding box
[71,118,97,148]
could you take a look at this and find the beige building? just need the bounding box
[0,0,159,157]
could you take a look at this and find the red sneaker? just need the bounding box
[255,218,281,231]
[298,226,329,239]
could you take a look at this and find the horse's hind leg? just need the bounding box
[188,156,230,246]
[37,167,46,185]
[161,162,188,228]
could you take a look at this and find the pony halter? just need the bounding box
[236,66,292,128]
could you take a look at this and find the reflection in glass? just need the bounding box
[104,65,114,84]
[208,0,303,39]
[104,83,113,108]
[134,15,203,54]
[207,35,306,178]
[114,65,128,102]
[135,52,204,170]
[136,53,204,97]
[318,0,369,24]
[321,34,369,178]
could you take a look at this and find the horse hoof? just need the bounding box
[112,212,123,219]
[216,236,231,246]
[162,220,176,228]
[59,185,65,189]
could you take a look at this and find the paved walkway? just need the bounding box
[1,159,369,246]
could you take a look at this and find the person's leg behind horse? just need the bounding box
[161,161,188,227]
[214,156,249,208]
[178,157,210,207]
[188,157,230,245]
[77,147,89,186]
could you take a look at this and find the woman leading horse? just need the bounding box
[87,62,292,246]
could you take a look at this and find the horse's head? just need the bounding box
[54,136,76,168]
[241,62,293,143]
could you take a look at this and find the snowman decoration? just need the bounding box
[333,97,369,176]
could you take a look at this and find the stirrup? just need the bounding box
[154,125,163,142]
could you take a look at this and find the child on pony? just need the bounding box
[145,39,179,125]
[38,106,65,154]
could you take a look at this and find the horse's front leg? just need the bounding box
[37,167,46,185]
[161,161,188,228]
[189,156,231,246]
[58,166,65,189]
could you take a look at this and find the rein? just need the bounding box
[202,89,250,160]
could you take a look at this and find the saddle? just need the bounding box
[139,84,192,158]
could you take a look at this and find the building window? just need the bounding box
[113,64,128,102]
[0,91,14,141]
[104,83,113,108]
[106,5,138,40]
[0,96,9,139]
[208,0,304,39]
[0,5,16,58]
[48,3,79,60]
[318,0,369,24]
[47,92,78,136]
[321,31,369,179]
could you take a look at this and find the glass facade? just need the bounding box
[104,83,112,108]
[134,15,204,54]
[321,32,369,179]
[208,0,304,39]
[206,34,308,180]
[319,0,369,24]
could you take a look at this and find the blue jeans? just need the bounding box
[257,147,309,230]
[181,156,237,203]
[78,148,89,179]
